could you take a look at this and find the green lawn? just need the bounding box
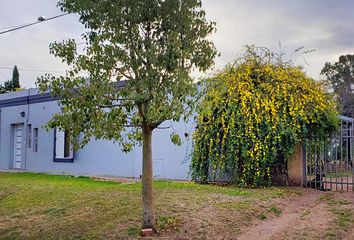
[0,172,302,239]
[325,171,353,178]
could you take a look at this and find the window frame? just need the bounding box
[53,128,74,163]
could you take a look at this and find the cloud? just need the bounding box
[202,0,354,79]
[0,0,353,87]
[0,0,84,87]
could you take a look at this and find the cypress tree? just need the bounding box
[0,65,20,94]
[12,65,20,89]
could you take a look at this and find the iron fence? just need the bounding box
[305,118,354,191]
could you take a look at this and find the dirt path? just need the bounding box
[237,190,337,240]
[153,188,353,240]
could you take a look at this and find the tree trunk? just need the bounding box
[142,125,155,229]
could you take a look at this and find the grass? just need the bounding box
[325,172,353,178]
[126,226,140,237]
[258,213,267,220]
[214,200,253,210]
[331,208,353,228]
[269,205,282,217]
[320,192,354,239]
[319,192,352,206]
[157,216,180,231]
[0,172,302,239]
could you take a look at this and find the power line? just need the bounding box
[0,66,65,74]
[0,24,25,30]
[0,13,69,35]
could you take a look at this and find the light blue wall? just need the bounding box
[0,90,194,180]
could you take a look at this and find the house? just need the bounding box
[0,88,194,180]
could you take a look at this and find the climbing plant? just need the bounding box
[191,46,338,186]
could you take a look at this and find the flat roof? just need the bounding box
[0,81,127,108]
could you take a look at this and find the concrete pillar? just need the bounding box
[288,144,306,186]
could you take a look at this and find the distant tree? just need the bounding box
[321,54,354,117]
[12,65,20,89]
[37,0,216,230]
[0,65,21,94]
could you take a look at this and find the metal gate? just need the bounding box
[304,117,354,191]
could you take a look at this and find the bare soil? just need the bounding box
[236,190,354,240]
[146,189,354,240]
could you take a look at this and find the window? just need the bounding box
[54,128,74,162]
[33,128,38,152]
[27,124,32,148]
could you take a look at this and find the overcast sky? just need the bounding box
[0,0,353,88]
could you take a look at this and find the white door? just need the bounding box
[13,124,23,169]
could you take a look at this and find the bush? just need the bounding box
[191,46,338,186]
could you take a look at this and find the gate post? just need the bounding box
[288,144,306,186]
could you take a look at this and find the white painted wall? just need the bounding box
[0,90,195,180]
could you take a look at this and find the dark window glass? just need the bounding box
[33,128,38,152]
[27,124,32,148]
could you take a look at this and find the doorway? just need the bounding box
[13,124,23,169]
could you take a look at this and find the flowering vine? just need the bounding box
[191,47,338,186]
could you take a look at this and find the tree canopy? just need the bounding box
[191,47,338,186]
[321,54,354,117]
[38,0,217,230]
[0,65,20,94]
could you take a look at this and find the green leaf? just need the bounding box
[170,133,182,146]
